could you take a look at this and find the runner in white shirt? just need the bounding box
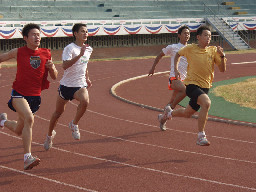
[60,42,92,87]
[43,23,93,150]
[148,25,190,131]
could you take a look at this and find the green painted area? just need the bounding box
[179,76,256,123]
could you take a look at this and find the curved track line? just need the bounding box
[1,130,256,191]
[110,72,256,127]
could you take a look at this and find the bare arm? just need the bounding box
[62,44,87,70]
[85,68,92,88]
[0,48,18,63]
[45,58,58,80]
[216,46,226,72]
[148,51,165,76]
[174,52,181,79]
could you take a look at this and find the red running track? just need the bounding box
[0,53,256,192]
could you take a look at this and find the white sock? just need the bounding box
[198,131,206,137]
[24,153,31,162]
[0,120,6,127]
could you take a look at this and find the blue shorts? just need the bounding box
[58,85,84,101]
[186,84,209,111]
[8,90,41,114]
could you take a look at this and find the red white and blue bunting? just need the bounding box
[0,19,255,39]
[243,23,256,30]
[0,28,16,39]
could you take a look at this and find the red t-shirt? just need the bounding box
[12,46,51,96]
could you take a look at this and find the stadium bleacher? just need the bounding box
[0,0,255,51]
[0,0,255,21]
[0,0,216,21]
[221,0,256,16]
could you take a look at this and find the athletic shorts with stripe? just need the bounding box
[58,84,86,101]
[8,89,41,114]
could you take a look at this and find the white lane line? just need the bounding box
[231,61,256,65]
[85,108,255,145]
[1,131,256,191]
[36,115,256,165]
[0,166,97,192]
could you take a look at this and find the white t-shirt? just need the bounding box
[60,43,93,87]
[162,43,188,81]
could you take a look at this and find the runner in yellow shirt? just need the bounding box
[159,25,227,146]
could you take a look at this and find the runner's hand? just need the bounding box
[79,44,88,56]
[174,68,180,80]
[86,79,92,88]
[217,46,225,57]
[45,58,55,69]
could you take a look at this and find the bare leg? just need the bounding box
[172,104,195,118]
[73,87,89,125]
[4,116,24,136]
[159,104,195,125]
[169,80,186,109]
[48,95,68,136]
[167,90,175,106]
[11,98,34,154]
[196,94,211,133]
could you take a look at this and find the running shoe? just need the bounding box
[158,114,167,131]
[43,130,56,151]
[0,113,7,129]
[164,105,173,120]
[69,121,80,140]
[196,135,210,146]
[24,155,40,170]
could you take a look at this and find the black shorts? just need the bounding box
[8,90,41,114]
[58,85,84,101]
[186,84,209,111]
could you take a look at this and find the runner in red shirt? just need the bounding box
[0,23,58,170]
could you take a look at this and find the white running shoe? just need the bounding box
[196,135,210,146]
[0,113,7,129]
[164,105,173,120]
[24,155,40,170]
[43,130,56,151]
[158,114,167,131]
[69,121,80,140]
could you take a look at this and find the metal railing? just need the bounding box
[203,3,250,48]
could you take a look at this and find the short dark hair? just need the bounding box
[22,23,40,37]
[178,25,190,35]
[72,23,87,39]
[196,25,211,36]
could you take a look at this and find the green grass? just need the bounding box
[213,78,256,109]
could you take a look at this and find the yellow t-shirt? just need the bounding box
[178,43,223,88]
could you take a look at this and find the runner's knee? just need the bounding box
[24,113,34,126]
[79,99,89,108]
[201,99,211,110]
[54,110,64,118]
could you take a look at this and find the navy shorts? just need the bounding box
[8,90,41,114]
[186,84,209,111]
[58,85,84,101]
